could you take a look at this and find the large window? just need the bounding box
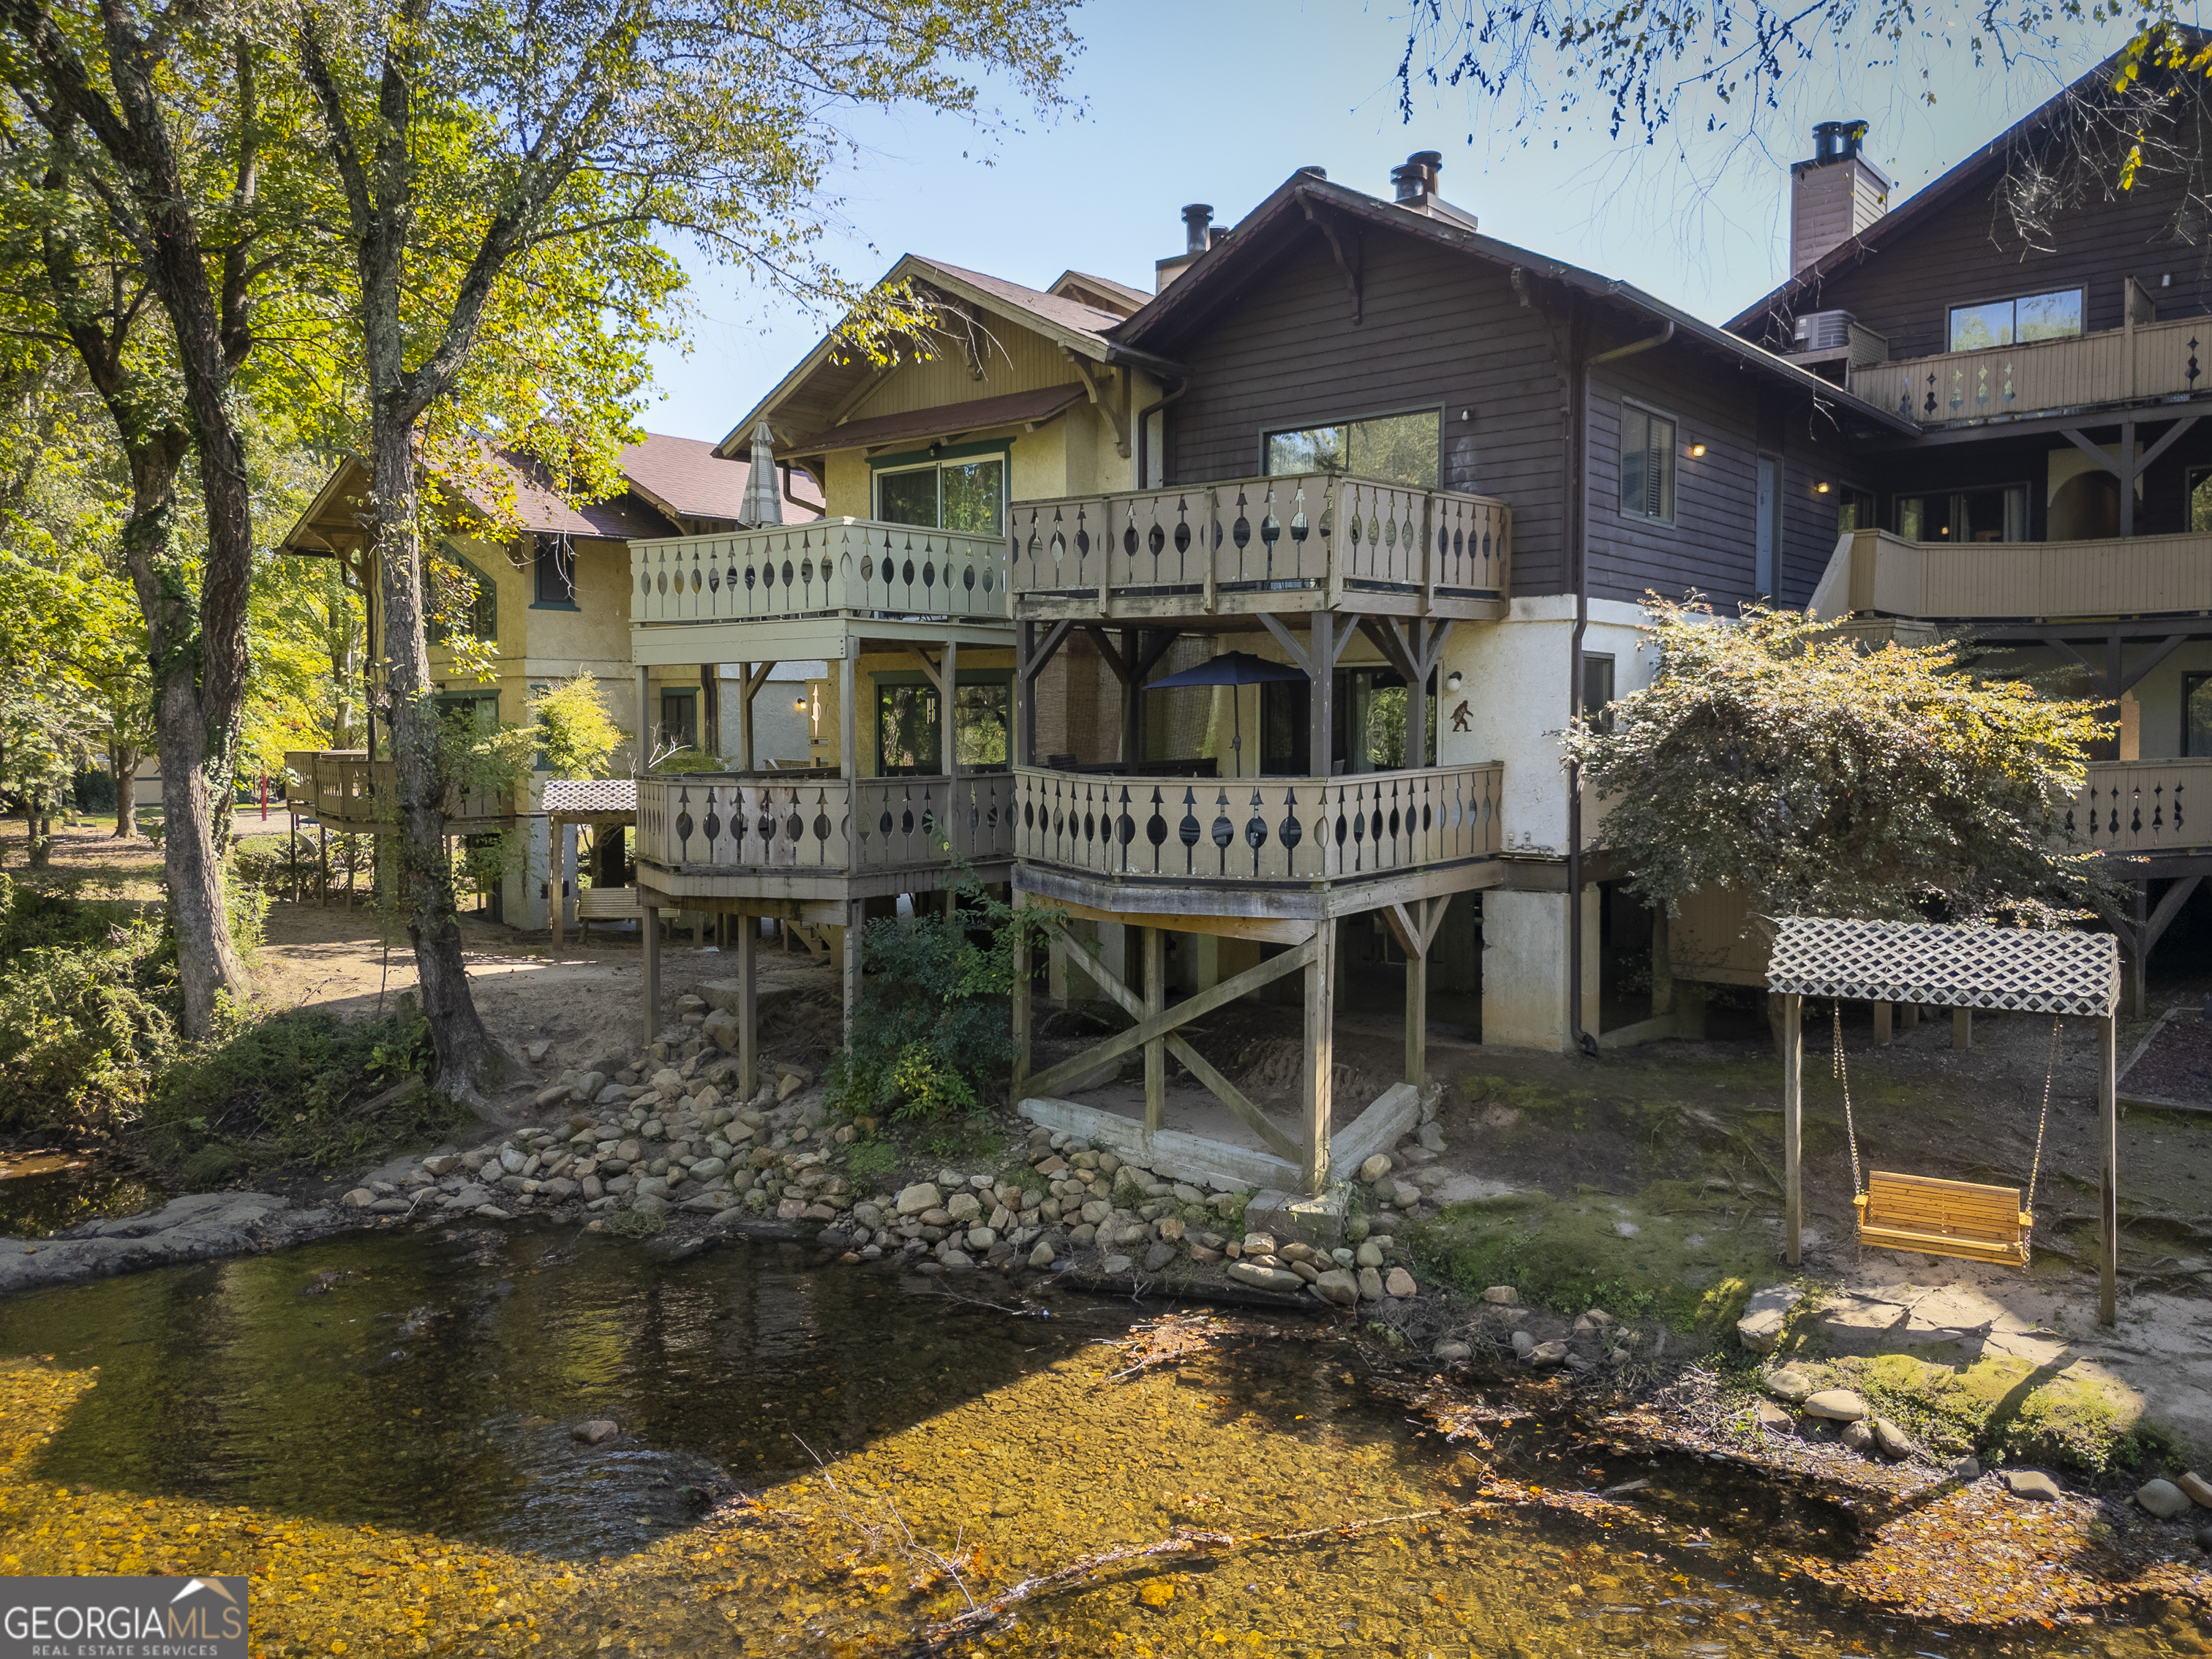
[2189,674,2212,757]
[1264,410,1440,489]
[1897,486,2028,543]
[659,688,697,752]
[426,549,497,644]
[1581,653,1617,734]
[874,677,1010,774]
[874,452,1006,536]
[533,533,576,607]
[2189,467,2212,533]
[1947,289,2084,353]
[1620,403,1676,522]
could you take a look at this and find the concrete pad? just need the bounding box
[1246,1186,1350,1249]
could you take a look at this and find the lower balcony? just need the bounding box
[1812,527,2212,623]
[282,750,512,833]
[633,772,1015,900]
[2071,759,2212,859]
[1012,761,1505,917]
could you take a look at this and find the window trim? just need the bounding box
[868,440,1012,534]
[658,686,699,752]
[870,674,1013,775]
[427,548,499,644]
[1257,403,1445,486]
[1944,286,2086,354]
[1617,397,1678,526]
[530,532,580,612]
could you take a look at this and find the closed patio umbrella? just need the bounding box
[740,421,783,527]
[1143,650,1306,771]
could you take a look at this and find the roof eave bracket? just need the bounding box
[1302,199,1363,326]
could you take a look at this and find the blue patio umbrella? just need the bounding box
[1143,650,1306,766]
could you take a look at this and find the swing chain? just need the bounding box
[2026,1017,2060,1225]
[1833,999,1863,1197]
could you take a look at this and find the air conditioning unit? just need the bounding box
[1793,309,1855,352]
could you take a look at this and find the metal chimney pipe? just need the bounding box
[1181,203,1214,256]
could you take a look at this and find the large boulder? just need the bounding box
[895,1183,941,1216]
[1802,1389,1869,1423]
[1735,1284,1804,1353]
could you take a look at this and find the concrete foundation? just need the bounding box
[1480,886,1599,1052]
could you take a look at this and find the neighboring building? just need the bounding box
[1728,55,2212,1009]
[279,434,808,928]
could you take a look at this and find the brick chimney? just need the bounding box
[1790,120,1889,273]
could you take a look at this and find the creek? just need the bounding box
[0,1222,2197,1657]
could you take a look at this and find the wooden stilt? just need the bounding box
[1872,1000,1892,1046]
[1302,917,1338,1195]
[1406,933,1428,1087]
[1953,1007,1972,1049]
[735,913,758,1099]
[842,898,865,1046]
[2099,1012,2118,1327]
[635,665,652,767]
[1783,991,1803,1265]
[1900,1002,1919,1030]
[1143,926,1166,1132]
[1012,891,1032,1091]
[641,894,661,1047]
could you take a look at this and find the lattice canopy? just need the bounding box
[542,778,638,817]
[1765,916,2118,1017]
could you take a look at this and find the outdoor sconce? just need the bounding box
[1444,672,1464,693]
[1816,481,1832,494]
[1688,442,1706,457]
[794,696,807,712]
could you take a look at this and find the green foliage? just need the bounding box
[844,1139,897,1186]
[528,673,623,778]
[827,863,1061,1122]
[650,748,731,775]
[1565,596,2115,926]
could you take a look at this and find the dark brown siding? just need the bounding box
[1162,224,1874,608]
[1753,157,2212,359]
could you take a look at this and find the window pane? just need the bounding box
[954,683,1009,769]
[1267,426,1348,475]
[1898,496,1925,541]
[1647,413,1676,519]
[1582,655,1616,731]
[1948,301,2014,351]
[876,685,941,772]
[2017,289,2083,342]
[2191,471,2212,533]
[659,691,696,750]
[2189,676,2212,757]
[1347,412,1440,489]
[877,468,938,527]
[1620,407,1649,514]
[939,460,1004,537]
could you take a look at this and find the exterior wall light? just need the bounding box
[1688,442,1706,457]
[1445,671,1464,693]
[1816,481,1832,494]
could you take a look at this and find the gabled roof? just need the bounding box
[617,433,758,524]
[1111,171,1917,434]
[467,448,677,540]
[1047,268,1152,317]
[782,384,1091,456]
[1725,40,2171,341]
[715,253,1164,460]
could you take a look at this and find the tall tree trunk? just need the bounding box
[111,742,139,838]
[369,414,500,1104]
[26,789,50,870]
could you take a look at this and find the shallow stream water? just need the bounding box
[0,1224,2200,1657]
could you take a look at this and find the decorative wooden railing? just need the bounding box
[629,518,1009,624]
[634,772,1015,874]
[282,750,511,829]
[1013,761,1504,886]
[2068,759,2212,857]
[1007,473,1510,614]
[1850,313,2212,426]
[1810,527,2212,622]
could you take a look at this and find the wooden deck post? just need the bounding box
[940,639,960,782]
[1952,1007,1972,1049]
[842,898,865,1047]
[1301,917,1338,1195]
[2099,1012,2118,1326]
[1406,925,1428,1088]
[1309,613,1334,775]
[1899,1002,1919,1030]
[1143,925,1166,1131]
[736,911,759,1100]
[1872,1000,1892,1046]
[559,821,577,946]
[635,666,651,769]
[1782,990,1803,1266]
[1012,891,1032,1092]
[641,896,661,1048]
[839,651,859,875]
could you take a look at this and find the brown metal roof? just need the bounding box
[783,383,1090,456]
[617,433,755,522]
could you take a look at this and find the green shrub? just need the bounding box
[845,1139,897,1185]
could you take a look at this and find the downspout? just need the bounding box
[1134,377,1189,489]
[1568,316,1673,1058]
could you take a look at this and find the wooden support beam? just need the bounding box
[1143,926,1166,1132]
[2099,1012,2118,1327]
[941,639,959,780]
[1012,892,1033,1090]
[634,665,651,770]
[1026,934,1319,1103]
[1900,1001,1919,1030]
[736,915,759,1099]
[842,898,865,1047]
[1304,917,1339,1194]
[1873,1000,1892,1047]
[839,652,859,874]
[1954,1007,1972,1050]
[641,891,661,1047]
[908,646,944,692]
[1783,991,1803,1265]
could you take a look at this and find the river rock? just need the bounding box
[1099,1254,1133,1275]
[690,1157,727,1181]
[1434,1341,1470,1362]
[340,1188,377,1208]
[1735,1284,1803,1353]
[1358,1154,1392,1183]
[1511,1330,1534,1356]
[1028,1239,1056,1267]
[1753,1399,1794,1436]
[1527,1340,1568,1368]
[1143,1243,1177,1273]
[2176,1471,2212,1508]
[2004,1470,2061,1501]
[1840,1420,1876,1453]
[421,1154,461,1177]
[616,1139,644,1164]
[1802,1390,1868,1423]
[1483,1285,1518,1305]
[941,1249,974,1271]
[1764,1365,1819,1402]
[2137,1478,2195,1519]
[946,1192,982,1222]
[1355,1241,1384,1269]
[1314,1268,1360,1306]
[1357,1266,1385,1301]
[572,1419,619,1444]
[1227,1261,1304,1293]
[1872,1418,1916,1460]
[895,1183,941,1216]
[1384,1267,1417,1298]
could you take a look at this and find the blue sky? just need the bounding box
[640,1,2123,445]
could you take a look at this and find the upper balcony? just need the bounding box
[1811,527,2212,624]
[1848,312,2209,429]
[627,518,1011,661]
[1007,473,1511,623]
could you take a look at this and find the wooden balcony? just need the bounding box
[282,750,512,833]
[1848,312,2211,427]
[2069,759,2212,859]
[1811,527,2212,623]
[627,519,1011,658]
[633,772,1014,900]
[1012,761,1505,917]
[1007,473,1510,622]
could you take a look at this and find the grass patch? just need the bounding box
[1820,1352,2172,1475]
[846,1140,897,1187]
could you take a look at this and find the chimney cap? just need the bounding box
[1297,165,1327,180]
[1180,203,1214,257]
[1391,149,1443,202]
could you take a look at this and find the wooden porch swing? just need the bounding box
[1767,916,2122,1327]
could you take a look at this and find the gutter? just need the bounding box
[1134,377,1190,489]
[1568,318,1673,1059]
